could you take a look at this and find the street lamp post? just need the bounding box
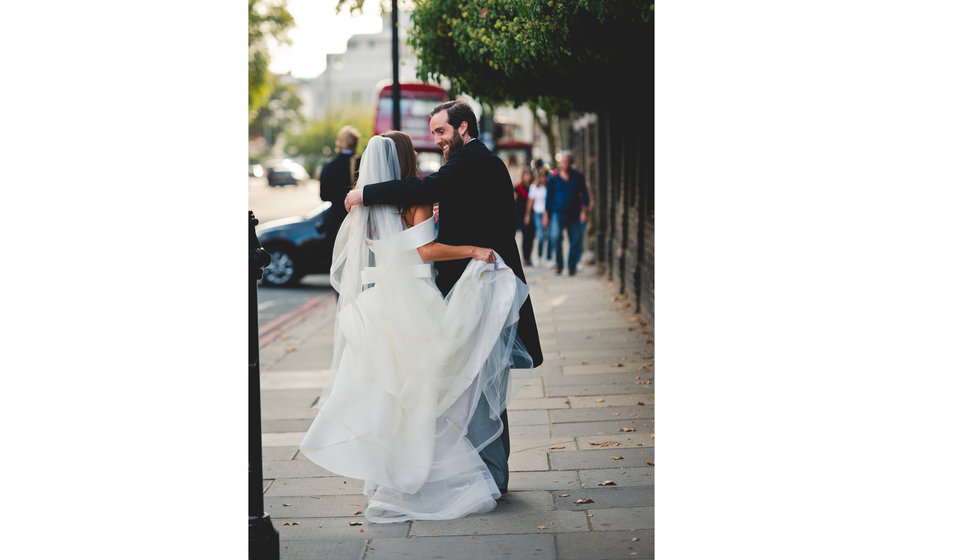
[249,211,279,559]
[391,1,401,131]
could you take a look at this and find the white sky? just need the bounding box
[268,0,384,79]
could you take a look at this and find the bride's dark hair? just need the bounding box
[380,130,420,226]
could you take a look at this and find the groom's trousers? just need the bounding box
[467,394,511,493]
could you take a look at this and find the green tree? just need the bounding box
[284,106,375,177]
[249,0,295,120]
[249,77,304,151]
[407,0,653,112]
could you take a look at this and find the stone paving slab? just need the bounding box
[262,445,298,462]
[576,433,654,448]
[271,515,410,540]
[578,467,655,489]
[569,394,655,408]
[258,369,330,390]
[263,458,335,479]
[410,510,590,536]
[555,529,655,560]
[588,507,655,530]
[258,406,318,421]
[365,534,556,559]
[510,424,553,439]
[551,338,653,352]
[539,372,653,387]
[508,409,551,426]
[493,490,556,513]
[509,436,577,454]
[508,397,571,410]
[281,539,368,560]
[549,448,655,471]
[259,388,322,408]
[266,494,367,518]
[556,330,650,344]
[556,348,654,362]
[549,419,655,438]
[545,383,655,398]
[549,406,654,424]
[265,476,364,496]
[553,486,655,511]
[260,431,307,447]
[516,378,545,399]
[509,446,550,471]
[261,418,314,433]
[508,470,583,491]
[554,319,638,333]
[561,362,653,376]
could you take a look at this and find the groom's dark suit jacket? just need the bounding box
[362,139,544,368]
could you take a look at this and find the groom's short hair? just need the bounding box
[431,100,479,138]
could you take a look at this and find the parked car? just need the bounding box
[255,201,336,286]
[265,159,309,187]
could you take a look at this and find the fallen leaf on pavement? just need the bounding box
[537,525,548,530]
[353,509,362,515]
[610,456,624,460]
[612,363,624,367]
[349,521,363,526]
[282,521,299,526]
[646,461,655,466]
[282,504,291,507]
[620,427,636,432]
[595,398,605,403]
[589,441,620,447]
[559,493,570,497]
[598,480,617,486]
[360,528,365,533]
[573,498,595,504]
[650,434,655,439]
[637,402,646,406]
[632,537,640,542]
[581,361,589,365]
[629,316,641,322]
[285,347,298,353]
[549,445,565,450]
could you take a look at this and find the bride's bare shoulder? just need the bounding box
[408,205,434,228]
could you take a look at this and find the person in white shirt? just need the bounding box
[524,168,550,264]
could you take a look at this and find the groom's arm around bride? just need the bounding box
[347,100,543,369]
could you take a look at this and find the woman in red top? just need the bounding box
[513,168,535,266]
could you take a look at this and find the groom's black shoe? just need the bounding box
[555,265,563,275]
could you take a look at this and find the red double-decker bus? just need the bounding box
[373,81,448,176]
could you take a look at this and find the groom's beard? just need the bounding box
[443,129,464,162]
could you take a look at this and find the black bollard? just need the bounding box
[249,211,279,559]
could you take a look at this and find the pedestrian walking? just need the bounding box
[543,151,591,275]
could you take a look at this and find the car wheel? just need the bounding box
[262,247,300,286]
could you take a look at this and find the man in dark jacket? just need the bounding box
[344,100,543,493]
[319,125,361,247]
[543,152,591,275]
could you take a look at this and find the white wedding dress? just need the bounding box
[300,136,532,523]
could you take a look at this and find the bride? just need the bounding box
[300,131,532,523]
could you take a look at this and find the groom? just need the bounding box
[345,99,543,493]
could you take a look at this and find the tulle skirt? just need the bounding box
[300,255,531,522]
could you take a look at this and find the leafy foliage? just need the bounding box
[284,105,375,176]
[248,77,304,147]
[407,0,653,113]
[249,0,295,119]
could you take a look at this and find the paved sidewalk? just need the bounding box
[257,261,655,560]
